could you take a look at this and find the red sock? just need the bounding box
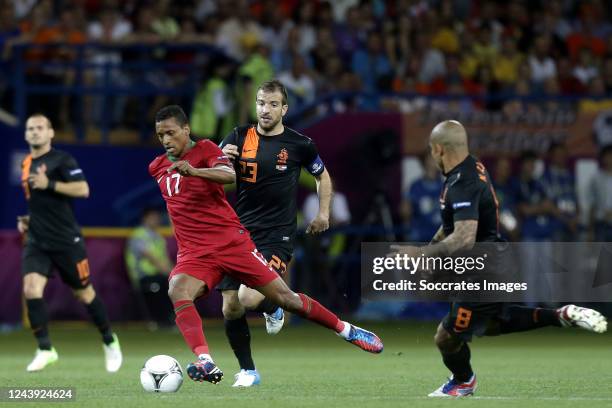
[296,293,345,333]
[173,300,209,356]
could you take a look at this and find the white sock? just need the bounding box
[337,321,352,339]
[198,353,213,362]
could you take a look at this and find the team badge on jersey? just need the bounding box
[276,148,289,171]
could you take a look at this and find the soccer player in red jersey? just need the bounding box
[149,105,383,384]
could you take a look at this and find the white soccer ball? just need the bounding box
[140,355,184,393]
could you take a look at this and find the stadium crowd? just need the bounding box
[2,0,612,132]
[1,0,611,242]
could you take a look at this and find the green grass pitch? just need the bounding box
[1,320,611,407]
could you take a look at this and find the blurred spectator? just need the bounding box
[215,0,263,60]
[588,145,612,241]
[529,35,557,87]
[543,143,579,240]
[194,0,218,22]
[351,32,393,92]
[493,35,524,87]
[557,57,585,94]
[543,0,573,40]
[151,0,180,40]
[238,43,274,123]
[516,151,556,241]
[291,2,317,56]
[566,24,606,61]
[330,0,359,23]
[274,26,313,73]
[300,191,352,308]
[311,27,339,76]
[260,4,292,71]
[400,154,442,242]
[430,15,459,54]
[125,208,174,329]
[382,14,411,74]
[472,24,498,68]
[492,158,519,241]
[190,56,236,142]
[126,8,160,43]
[278,54,316,107]
[573,47,600,86]
[86,7,132,126]
[333,5,365,63]
[417,31,446,84]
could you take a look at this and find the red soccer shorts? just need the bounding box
[169,228,280,291]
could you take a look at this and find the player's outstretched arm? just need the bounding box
[168,161,235,184]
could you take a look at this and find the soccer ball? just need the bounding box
[140,355,184,393]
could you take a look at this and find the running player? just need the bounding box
[218,80,332,386]
[391,120,607,397]
[19,114,122,372]
[149,105,383,385]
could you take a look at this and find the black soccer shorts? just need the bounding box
[441,302,507,342]
[22,241,91,290]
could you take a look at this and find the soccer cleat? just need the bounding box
[558,305,608,333]
[26,347,58,372]
[428,374,477,397]
[232,369,261,387]
[103,334,123,372]
[186,357,224,384]
[344,324,384,353]
[263,307,285,335]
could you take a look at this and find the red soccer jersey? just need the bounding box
[149,140,243,260]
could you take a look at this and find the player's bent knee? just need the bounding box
[222,303,245,320]
[74,285,95,303]
[168,284,192,302]
[237,287,264,310]
[434,326,461,352]
[23,274,45,299]
[221,291,245,319]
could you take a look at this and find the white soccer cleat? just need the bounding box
[263,307,285,335]
[558,305,608,333]
[103,334,123,372]
[27,348,58,372]
[232,369,261,387]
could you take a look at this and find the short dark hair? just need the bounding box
[257,80,288,105]
[27,113,53,129]
[155,105,188,126]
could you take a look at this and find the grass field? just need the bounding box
[1,320,611,408]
